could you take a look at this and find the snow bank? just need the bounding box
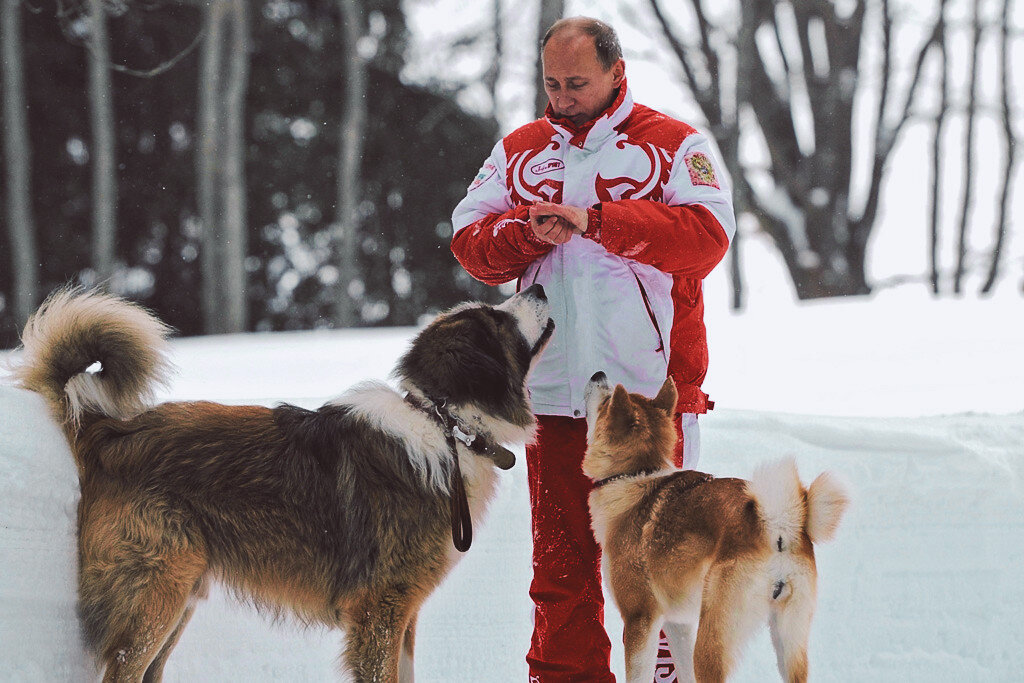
[1,290,1021,681]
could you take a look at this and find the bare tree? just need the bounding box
[220,0,250,331]
[88,0,117,282]
[486,0,502,114]
[196,0,249,333]
[928,0,949,295]
[651,0,946,299]
[953,0,983,295]
[332,0,369,328]
[197,0,227,332]
[2,0,39,326]
[535,0,565,118]
[981,0,1017,295]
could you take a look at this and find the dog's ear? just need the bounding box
[609,384,637,433]
[652,377,677,416]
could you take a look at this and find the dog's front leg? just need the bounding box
[622,613,662,683]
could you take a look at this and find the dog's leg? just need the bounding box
[769,573,816,683]
[398,611,417,683]
[97,577,200,683]
[693,565,767,683]
[141,601,197,683]
[342,594,411,683]
[622,613,662,683]
[662,621,697,683]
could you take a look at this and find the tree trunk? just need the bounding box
[332,0,368,328]
[1,0,39,325]
[197,0,227,333]
[219,0,250,331]
[88,0,117,282]
[486,0,502,115]
[928,3,949,296]
[954,0,983,294]
[535,0,564,118]
[981,0,1016,295]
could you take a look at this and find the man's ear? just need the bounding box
[652,377,678,416]
[611,58,625,87]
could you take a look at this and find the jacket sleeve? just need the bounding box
[450,140,554,286]
[586,132,736,279]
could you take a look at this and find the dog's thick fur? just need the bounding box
[583,373,849,683]
[12,285,553,683]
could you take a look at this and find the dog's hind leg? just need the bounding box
[622,612,663,683]
[398,611,417,683]
[96,573,202,683]
[662,621,697,683]
[79,507,207,683]
[141,600,197,683]
[693,565,766,683]
[768,572,816,683]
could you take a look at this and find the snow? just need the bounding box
[2,271,1022,681]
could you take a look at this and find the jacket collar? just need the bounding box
[544,79,634,151]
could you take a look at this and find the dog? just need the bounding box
[11,284,554,683]
[582,372,849,683]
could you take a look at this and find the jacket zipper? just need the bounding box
[631,272,665,354]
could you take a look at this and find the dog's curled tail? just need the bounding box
[804,470,850,545]
[12,287,173,435]
[747,458,850,553]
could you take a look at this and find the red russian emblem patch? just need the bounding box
[684,151,719,189]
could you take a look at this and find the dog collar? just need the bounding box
[591,468,667,489]
[403,393,516,468]
[592,469,713,490]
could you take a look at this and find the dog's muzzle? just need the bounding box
[531,318,555,357]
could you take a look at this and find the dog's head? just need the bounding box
[582,372,678,482]
[395,284,554,445]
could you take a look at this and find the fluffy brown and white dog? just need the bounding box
[582,372,849,683]
[11,284,553,683]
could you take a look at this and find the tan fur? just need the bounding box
[14,287,552,683]
[583,376,849,683]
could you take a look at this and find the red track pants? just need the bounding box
[525,413,694,682]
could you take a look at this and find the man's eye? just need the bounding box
[569,83,586,90]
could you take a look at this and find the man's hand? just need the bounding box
[528,202,588,245]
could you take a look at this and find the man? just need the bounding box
[450,16,736,682]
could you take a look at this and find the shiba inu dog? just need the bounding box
[583,372,848,682]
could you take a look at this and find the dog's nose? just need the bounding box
[521,284,547,302]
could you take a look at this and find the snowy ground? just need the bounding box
[2,274,1023,682]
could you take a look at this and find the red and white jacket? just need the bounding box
[451,83,735,418]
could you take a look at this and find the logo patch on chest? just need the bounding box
[684,151,720,189]
[530,158,565,175]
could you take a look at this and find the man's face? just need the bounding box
[542,31,624,127]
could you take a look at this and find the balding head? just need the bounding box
[542,17,622,71]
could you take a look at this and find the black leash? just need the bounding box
[405,393,475,552]
[431,401,474,552]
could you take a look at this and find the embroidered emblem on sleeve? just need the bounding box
[684,151,720,189]
[469,161,498,191]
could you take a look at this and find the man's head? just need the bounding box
[541,17,625,127]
